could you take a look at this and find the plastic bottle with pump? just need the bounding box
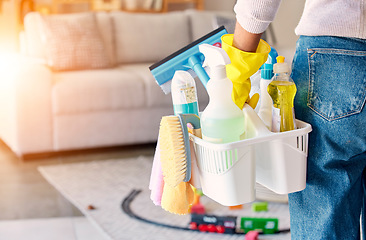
[267,56,297,132]
[198,43,245,143]
[257,48,278,130]
[171,70,199,116]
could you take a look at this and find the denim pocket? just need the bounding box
[307,48,366,121]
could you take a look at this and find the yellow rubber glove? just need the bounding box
[221,34,271,109]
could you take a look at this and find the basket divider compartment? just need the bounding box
[192,140,256,206]
[255,121,311,194]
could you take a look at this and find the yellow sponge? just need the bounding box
[161,181,194,215]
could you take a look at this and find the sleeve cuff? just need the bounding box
[234,0,280,34]
[235,14,271,34]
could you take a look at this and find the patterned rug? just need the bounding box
[38,156,291,240]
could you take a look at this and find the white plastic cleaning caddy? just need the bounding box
[189,104,312,206]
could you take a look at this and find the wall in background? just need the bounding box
[205,0,305,50]
[204,0,235,12]
[271,0,305,49]
[0,0,305,54]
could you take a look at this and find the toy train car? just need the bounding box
[190,213,237,234]
[189,214,279,234]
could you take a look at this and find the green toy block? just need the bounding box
[251,202,268,212]
[195,189,203,196]
[240,217,279,234]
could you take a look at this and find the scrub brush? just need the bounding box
[158,114,200,187]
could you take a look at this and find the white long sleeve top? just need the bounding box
[234,0,366,40]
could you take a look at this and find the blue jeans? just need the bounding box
[289,36,366,239]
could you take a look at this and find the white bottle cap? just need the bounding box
[273,56,290,73]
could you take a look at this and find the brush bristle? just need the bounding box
[159,116,187,188]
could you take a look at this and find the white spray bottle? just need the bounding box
[199,44,245,143]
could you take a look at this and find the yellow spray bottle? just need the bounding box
[267,56,297,132]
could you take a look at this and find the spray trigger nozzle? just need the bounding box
[199,44,231,68]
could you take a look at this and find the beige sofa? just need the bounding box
[0,10,234,157]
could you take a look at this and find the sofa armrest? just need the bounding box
[0,55,53,156]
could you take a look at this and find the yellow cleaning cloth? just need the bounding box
[221,34,271,109]
[161,181,194,215]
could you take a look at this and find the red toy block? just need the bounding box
[190,203,205,214]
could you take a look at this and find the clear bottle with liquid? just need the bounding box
[199,44,245,143]
[171,70,199,116]
[267,56,297,132]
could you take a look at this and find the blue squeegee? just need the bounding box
[149,26,228,94]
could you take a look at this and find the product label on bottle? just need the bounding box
[271,107,281,132]
[271,106,297,132]
[180,86,197,104]
[202,134,223,144]
[172,85,198,105]
[173,103,199,115]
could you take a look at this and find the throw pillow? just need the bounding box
[40,12,111,71]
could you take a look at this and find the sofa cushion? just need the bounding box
[53,107,173,150]
[213,15,236,34]
[111,11,190,64]
[52,68,146,114]
[23,12,116,65]
[40,12,111,71]
[119,64,173,108]
[120,64,209,109]
[23,12,45,60]
[95,12,117,66]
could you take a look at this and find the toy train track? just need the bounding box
[121,189,290,235]
[122,189,190,231]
